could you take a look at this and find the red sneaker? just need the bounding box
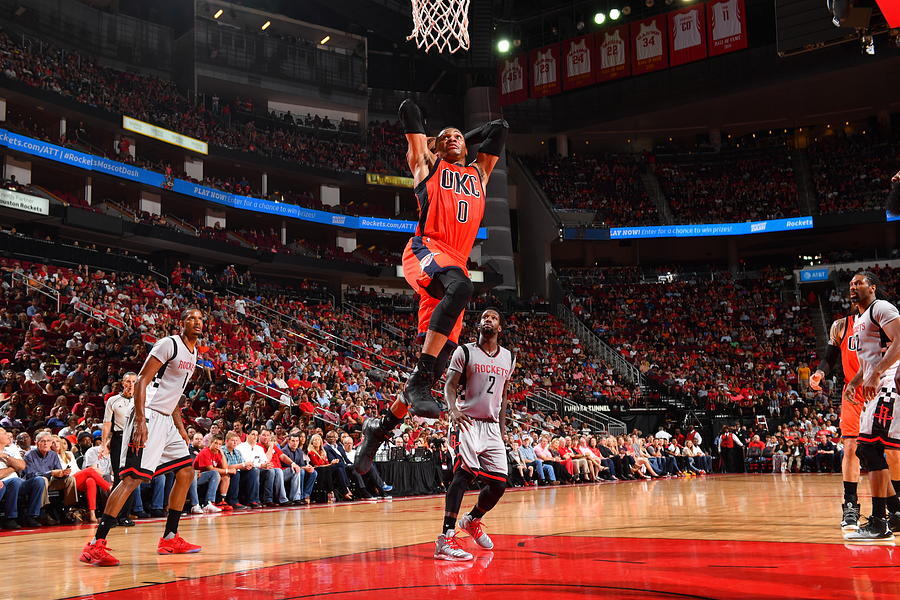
[157,535,202,554]
[215,501,233,512]
[79,539,120,567]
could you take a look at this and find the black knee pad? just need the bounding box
[856,442,889,471]
[428,269,473,336]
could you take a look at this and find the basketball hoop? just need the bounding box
[407,0,471,54]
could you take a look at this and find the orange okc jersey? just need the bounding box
[414,159,484,263]
[840,314,860,382]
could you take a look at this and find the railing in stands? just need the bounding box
[555,303,643,386]
[11,271,60,313]
[223,368,341,425]
[526,388,627,437]
[72,300,129,332]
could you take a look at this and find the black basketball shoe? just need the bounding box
[844,516,894,541]
[353,416,390,475]
[403,367,444,419]
[841,500,861,531]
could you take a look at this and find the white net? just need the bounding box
[407,0,471,54]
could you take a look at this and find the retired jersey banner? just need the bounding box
[630,16,667,75]
[706,0,748,56]
[668,6,707,66]
[529,44,561,98]
[498,54,528,106]
[596,24,631,82]
[561,35,596,90]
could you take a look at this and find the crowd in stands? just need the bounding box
[523,153,658,227]
[655,151,801,224]
[809,133,899,214]
[561,266,817,414]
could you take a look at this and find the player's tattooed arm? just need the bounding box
[499,380,510,436]
[811,318,844,389]
[132,355,165,448]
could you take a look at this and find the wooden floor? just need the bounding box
[5,473,899,600]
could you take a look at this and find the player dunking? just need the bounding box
[842,272,900,541]
[354,99,509,475]
[79,309,204,566]
[810,298,863,530]
[435,309,514,561]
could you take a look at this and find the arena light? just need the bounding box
[497,38,511,53]
[213,8,223,18]
[594,12,606,24]
[610,8,621,19]
[261,20,271,30]
[320,35,331,45]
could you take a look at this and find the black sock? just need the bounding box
[442,514,457,535]
[887,495,900,514]
[469,506,486,520]
[94,514,118,541]
[873,497,887,519]
[382,410,402,431]
[164,508,181,537]
[416,353,436,376]
[843,481,858,503]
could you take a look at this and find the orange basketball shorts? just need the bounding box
[401,235,469,343]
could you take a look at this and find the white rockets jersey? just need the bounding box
[711,0,742,41]
[449,343,515,422]
[673,10,702,51]
[566,39,591,77]
[636,22,663,61]
[533,49,557,87]
[142,335,197,415]
[851,300,898,383]
[600,30,625,69]
[501,59,524,95]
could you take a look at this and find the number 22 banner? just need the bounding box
[595,24,631,82]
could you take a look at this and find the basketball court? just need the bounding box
[5,475,897,600]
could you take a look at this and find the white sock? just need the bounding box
[444,528,455,538]
[164,532,176,540]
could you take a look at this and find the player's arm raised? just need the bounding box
[811,318,844,390]
[465,118,510,187]
[399,99,436,186]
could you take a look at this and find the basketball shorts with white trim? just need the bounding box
[858,383,900,449]
[450,420,508,477]
[120,409,192,481]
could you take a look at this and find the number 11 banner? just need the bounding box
[706,0,748,56]
[630,16,668,76]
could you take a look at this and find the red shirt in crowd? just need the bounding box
[193,447,225,470]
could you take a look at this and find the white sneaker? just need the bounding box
[434,534,473,561]
[190,505,203,515]
[458,514,493,549]
[202,503,222,514]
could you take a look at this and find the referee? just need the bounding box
[101,372,137,526]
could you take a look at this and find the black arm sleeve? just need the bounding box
[464,119,509,157]
[888,180,900,216]
[398,99,426,135]
[816,344,840,376]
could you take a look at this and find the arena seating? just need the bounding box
[655,150,801,223]
[808,133,900,214]
[522,153,658,226]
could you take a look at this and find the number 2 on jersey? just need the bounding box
[486,375,496,394]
